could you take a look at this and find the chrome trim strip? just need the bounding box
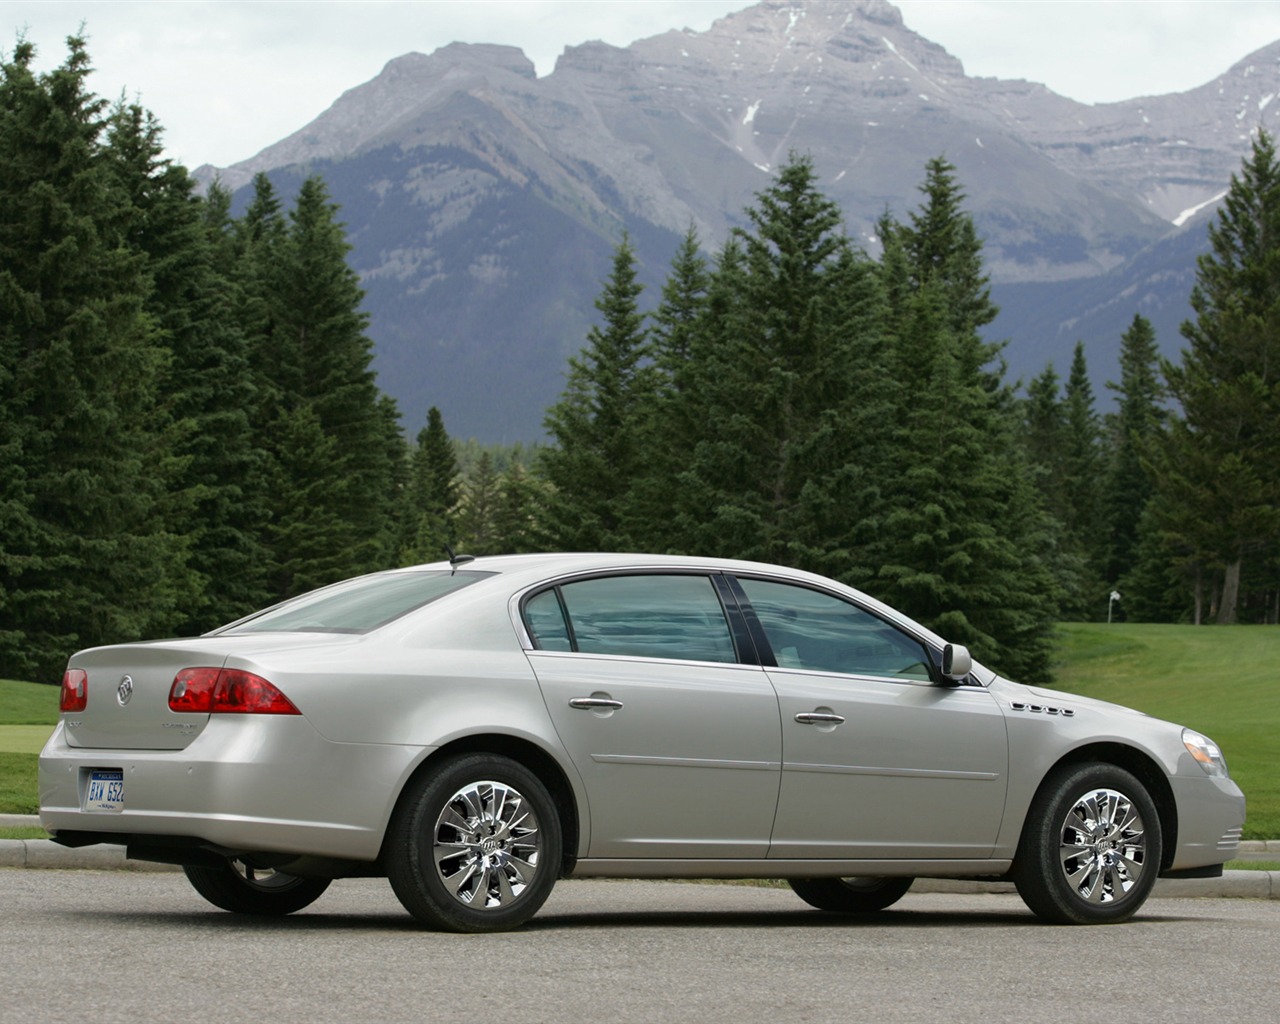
[589,754,780,771]
[783,761,1000,781]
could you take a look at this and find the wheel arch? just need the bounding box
[1026,742,1178,871]
[380,733,580,877]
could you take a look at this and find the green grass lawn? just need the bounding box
[1,627,1276,835]
[0,677,59,725]
[1050,623,1278,839]
[0,679,57,816]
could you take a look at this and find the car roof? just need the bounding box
[404,551,831,584]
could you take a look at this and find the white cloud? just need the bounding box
[895,0,1280,104]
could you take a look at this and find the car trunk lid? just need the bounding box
[61,634,357,750]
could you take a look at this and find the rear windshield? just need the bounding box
[214,571,492,635]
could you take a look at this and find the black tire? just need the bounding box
[386,753,562,933]
[1013,762,1162,925]
[788,876,914,913]
[182,860,331,916]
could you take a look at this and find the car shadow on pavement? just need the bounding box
[47,903,1209,934]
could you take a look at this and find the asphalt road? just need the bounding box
[5,871,1277,1024]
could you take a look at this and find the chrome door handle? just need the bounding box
[794,712,845,725]
[569,697,624,711]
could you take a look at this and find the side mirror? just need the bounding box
[941,644,972,681]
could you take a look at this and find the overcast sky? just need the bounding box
[7,1,1280,170]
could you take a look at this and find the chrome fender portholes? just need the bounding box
[1010,701,1075,717]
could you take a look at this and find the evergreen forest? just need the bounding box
[2,39,1278,685]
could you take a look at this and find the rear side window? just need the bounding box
[217,571,491,635]
[524,589,572,652]
[737,577,933,681]
[525,574,737,664]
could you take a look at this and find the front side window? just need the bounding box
[736,577,933,680]
[525,574,737,664]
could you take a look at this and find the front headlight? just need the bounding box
[1183,729,1229,778]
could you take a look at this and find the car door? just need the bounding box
[733,576,1009,861]
[522,572,782,860]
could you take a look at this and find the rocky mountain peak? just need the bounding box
[630,0,963,85]
[191,0,1280,440]
[204,42,537,190]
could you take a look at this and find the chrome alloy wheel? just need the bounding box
[433,779,542,910]
[1057,787,1148,904]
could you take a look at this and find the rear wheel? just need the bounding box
[183,860,331,916]
[788,876,914,913]
[386,753,561,932]
[1014,762,1161,924]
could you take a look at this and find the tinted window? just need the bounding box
[529,574,737,663]
[524,589,572,652]
[737,578,932,680]
[218,571,490,635]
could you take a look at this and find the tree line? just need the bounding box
[2,39,1277,685]
[473,143,1280,671]
[1,38,411,680]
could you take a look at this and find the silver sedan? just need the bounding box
[39,553,1245,931]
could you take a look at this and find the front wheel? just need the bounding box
[183,860,331,916]
[1014,762,1162,925]
[788,876,914,913]
[386,753,562,932]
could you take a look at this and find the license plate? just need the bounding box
[85,769,124,813]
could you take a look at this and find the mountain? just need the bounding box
[196,0,1280,441]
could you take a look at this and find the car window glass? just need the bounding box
[552,574,737,663]
[217,571,490,634]
[524,589,572,651]
[737,578,932,680]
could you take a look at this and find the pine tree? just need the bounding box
[492,461,547,555]
[1059,342,1107,616]
[402,406,460,563]
[456,451,501,555]
[105,102,269,630]
[1023,365,1066,484]
[873,159,1058,679]
[241,174,402,595]
[540,234,652,551]
[660,155,889,579]
[1156,130,1280,623]
[650,224,710,384]
[894,156,1001,377]
[625,226,710,550]
[0,38,187,679]
[234,173,290,432]
[264,405,356,594]
[1104,314,1165,590]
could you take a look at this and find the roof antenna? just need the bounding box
[444,544,475,572]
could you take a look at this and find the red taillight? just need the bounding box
[212,669,300,714]
[168,668,300,715]
[169,668,220,712]
[60,669,88,712]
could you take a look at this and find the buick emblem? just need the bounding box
[116,675,134,707]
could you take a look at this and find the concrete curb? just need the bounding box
[0,838,178,872]
[0,834,1275,898]
[915,872,1276,899]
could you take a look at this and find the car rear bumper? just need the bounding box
[38,719,428,862]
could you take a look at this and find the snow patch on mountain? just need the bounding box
[1174,190,1228,227]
